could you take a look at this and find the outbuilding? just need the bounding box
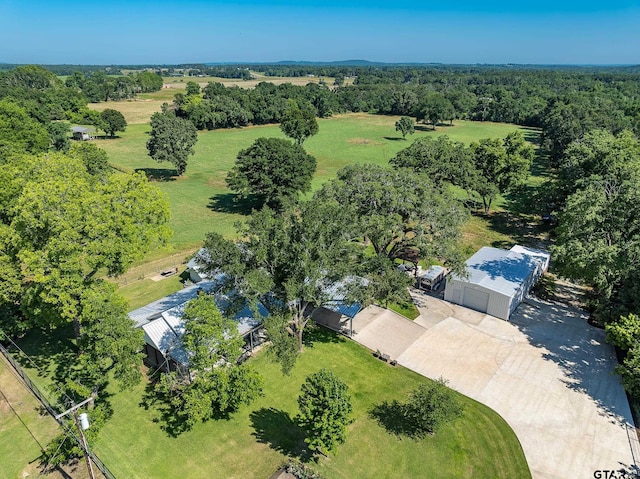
[444,245,550,320]
[71,126,94,141]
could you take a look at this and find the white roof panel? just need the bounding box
[420,265,445,281]
[450,246,550,297]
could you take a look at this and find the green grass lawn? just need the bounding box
[85,327,528,479]
[0,358,62,479]
[96,114,533,252]
[118,273,186,311]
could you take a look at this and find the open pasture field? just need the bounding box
[96,113,534,252]
[9,326,527,479]
[162,72,331,90]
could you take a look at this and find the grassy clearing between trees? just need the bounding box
[95,114,532,251]
[11,327,530,479]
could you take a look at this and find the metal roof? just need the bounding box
[131,281,268,366]
[215,293,268,336]
[450,246,550,297]
[71,126,94,133]
[320,276,368,319]
[509,245,551,270]
[128,280,218,327]
[142,308,189,366]
[322,301,363,319]
[420,265,445,281]
[186,247,212,279]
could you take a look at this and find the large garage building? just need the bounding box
[444,245,550,320]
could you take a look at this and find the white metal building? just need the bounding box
[444,245,550,320]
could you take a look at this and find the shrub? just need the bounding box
[402,377,463,437]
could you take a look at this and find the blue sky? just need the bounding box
[0,0,639,64]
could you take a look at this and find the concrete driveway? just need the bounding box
[350,291,638,479]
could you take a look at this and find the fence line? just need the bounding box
[0,343,117,479]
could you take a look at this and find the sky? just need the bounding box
[0,0,639,65]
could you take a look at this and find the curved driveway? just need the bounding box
[351,291,638,479]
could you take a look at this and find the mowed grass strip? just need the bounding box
[95,114,535,250]
[0,357,61,479]
[87,327,529,479]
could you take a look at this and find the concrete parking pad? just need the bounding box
[351,294,638,479]
[352,306,426,359]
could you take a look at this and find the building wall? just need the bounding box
[143,343,165,368]
[444,278,512,320]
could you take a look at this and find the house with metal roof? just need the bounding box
[444,245,550,320]
[128,278,268,371]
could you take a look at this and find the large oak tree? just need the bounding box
[226,137,317,210]
[147,111,198,175]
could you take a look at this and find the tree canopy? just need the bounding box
[0,152,171,334]
[68,141,111,177]
[154,295,263,431]
[395,116,415,139]
[0,99,50,154]
[200,201,366,370]
[390,135,475,190]
[315,164,467,270]
[297,369,353,455]
[470,131,533,213]
[101,108,127,137]
[279,99,319,145]
[552,130,640,321]
[147,112,198,175]
[226,137,317,209]
[402,378,463,437]
[416,93,455,129]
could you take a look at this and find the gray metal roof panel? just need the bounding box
[450,247,546,297]
[128,280,218,327]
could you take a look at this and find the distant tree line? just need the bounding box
[170,81,338,130]
[64,70,163,102]
[186,66,252,80]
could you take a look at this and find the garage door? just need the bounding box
[463,288,489,313]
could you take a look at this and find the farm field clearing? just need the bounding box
[96,114,536,251]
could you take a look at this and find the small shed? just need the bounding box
[185,248,210,283]
[71,126,94,141]
[444,245,550,320]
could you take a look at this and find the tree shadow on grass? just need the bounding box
[135,168,178,182]
[383,136,406,141]
[369,401,422,439]
[250,407,311,460]
[303,323,344,348]
[475,209,548,250]
[139,380,191,438]
[12,324,77,387]
[520,126,542,147]
[207,193,261,215]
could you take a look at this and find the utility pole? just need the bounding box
[55,395,96,479]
